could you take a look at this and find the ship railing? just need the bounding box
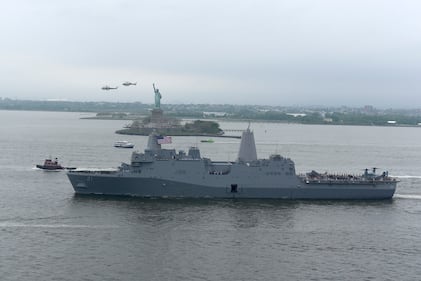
[298,173,396,183]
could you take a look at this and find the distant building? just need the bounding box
[287,113,307,117]
[362,105,376,114]
[203,111,227,117]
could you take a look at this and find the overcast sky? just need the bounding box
[1,0,420,107]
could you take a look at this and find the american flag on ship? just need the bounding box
[157,135,172,144]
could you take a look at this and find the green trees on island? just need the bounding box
[1,98,421,127]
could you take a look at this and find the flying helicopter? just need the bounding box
[101,85,118,90]
[122,81,137,86]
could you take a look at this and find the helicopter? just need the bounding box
[101,85,118,90]
[122,81,137,86]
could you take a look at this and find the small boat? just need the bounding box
[114,141,135,148]
[200,139,214,143]
[36,158,65,170]
[36,158,76,171]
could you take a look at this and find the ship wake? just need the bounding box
[394,194,421,200]
[0,222,119,229]
[393,175,421,179]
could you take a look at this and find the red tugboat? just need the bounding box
[36,158,73,170]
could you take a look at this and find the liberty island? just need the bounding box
[116,84,230,137]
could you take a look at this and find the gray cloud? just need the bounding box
[1,0,420,107]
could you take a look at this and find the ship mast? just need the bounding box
[237,127,257,162]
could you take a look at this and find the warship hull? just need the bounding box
[68,172,397,199]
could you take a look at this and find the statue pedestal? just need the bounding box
[151,108,163,124]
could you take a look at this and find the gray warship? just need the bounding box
[67,129,398,199]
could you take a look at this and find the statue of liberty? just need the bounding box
[152,83,162,108]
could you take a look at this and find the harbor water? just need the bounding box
[1,110,421,281]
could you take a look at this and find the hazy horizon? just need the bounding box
[1,0,420,108]
[2,96,420,111]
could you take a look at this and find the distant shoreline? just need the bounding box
[87,115,421,128]
[2,99,421,128]
[2,108,420,128]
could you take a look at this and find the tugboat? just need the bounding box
[36,158,64,170]
[36,158,76,171]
